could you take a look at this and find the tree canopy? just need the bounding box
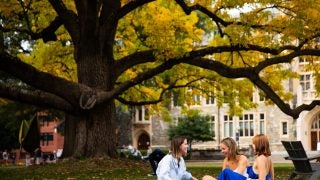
[1,0,320,157]
[168,109,214,145]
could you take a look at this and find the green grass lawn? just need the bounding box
[0,158,295,180]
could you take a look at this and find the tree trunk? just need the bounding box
[62,114,77,157]
[70,101,117,158]
[71,36,118,157]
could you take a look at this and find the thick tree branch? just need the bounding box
[0,16,63,42]
[175,0,283,34]
[0,52,81,106]
[48,0,79,42]
[110,43,319,102]
[114,50,155,77]
[247,71,320,119]
[32,16,63,42]
[0,83,74,112]
[256,49,320,71]
[116,76,204,106]
[116,0,155,20]
[116,96,161,106]
[113,43,296,82]
[183,53,320,119]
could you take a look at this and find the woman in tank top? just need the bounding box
[203,135,274,180]
[246,134,274,180]
[202,137,249,180]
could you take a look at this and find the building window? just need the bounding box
[136,106,150,122]
[193,94,201,105]
[172,91,180,107]
[239,114,254,137]
[205,92,215,105]
[300,74,311,91]
[38,115,54,126]
[224,115,233,137]
[259,91,266,102]
[282,121,288,135]
[210,116,216,138]
[172,116,179,126]
[259,113,265,134]
[299,57,307,64]
[41,133,54,146]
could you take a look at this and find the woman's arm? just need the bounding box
[237,155,249,175]
[156,155,172,180]
[256,156,268,180]
[180,158,195,180]
[269,158,274,180]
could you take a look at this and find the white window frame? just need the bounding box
[281,121,289,137]
[259,113,266,134]
[300,73,312,92]
[135,106,150,122]
[239,113,254,137]
[223,115,234,137]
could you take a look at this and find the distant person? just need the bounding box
[52,150,57,163]
[143,148,166,176]
[34,147,43,165]
[2,150,8,164]
[141,145,153,159]
[11,153,16,165]
[25,153,32,166]
[202,137,249,180]
[156,136,198,180]
[127,144,142,157]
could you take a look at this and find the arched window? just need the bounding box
[310,114,320,150]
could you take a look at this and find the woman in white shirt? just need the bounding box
[156,136,198,180]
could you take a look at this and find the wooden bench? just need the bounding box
[282,141,320,180]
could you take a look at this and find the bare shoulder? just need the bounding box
[239,154,248,162]
[256,155,268,164]
[222,157,228,167]
[223,157,228,163]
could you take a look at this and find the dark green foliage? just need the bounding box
[0,100,64,151]
[0,101,38,150]
[21,116,40,153]
[168,109,214,145]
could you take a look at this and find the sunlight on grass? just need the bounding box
[0,159,295,180]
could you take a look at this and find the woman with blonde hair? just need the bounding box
[204,135,274,180]
[202,137,249,180]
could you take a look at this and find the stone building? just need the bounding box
[130,58,320,152]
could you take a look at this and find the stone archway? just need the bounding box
[137,133,150,150]
[296,106,320,151]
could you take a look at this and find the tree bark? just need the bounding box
[62,114,77,157]
[70,101,117,158]
[70,44,118,157]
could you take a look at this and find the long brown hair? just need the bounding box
[170,136,187,157]
[221,137,240,160]
[252,134,271,156]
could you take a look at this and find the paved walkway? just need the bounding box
[186,150,320,166]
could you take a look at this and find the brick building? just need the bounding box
[37,112,64,154]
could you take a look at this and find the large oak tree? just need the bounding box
[1,0,320,158]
